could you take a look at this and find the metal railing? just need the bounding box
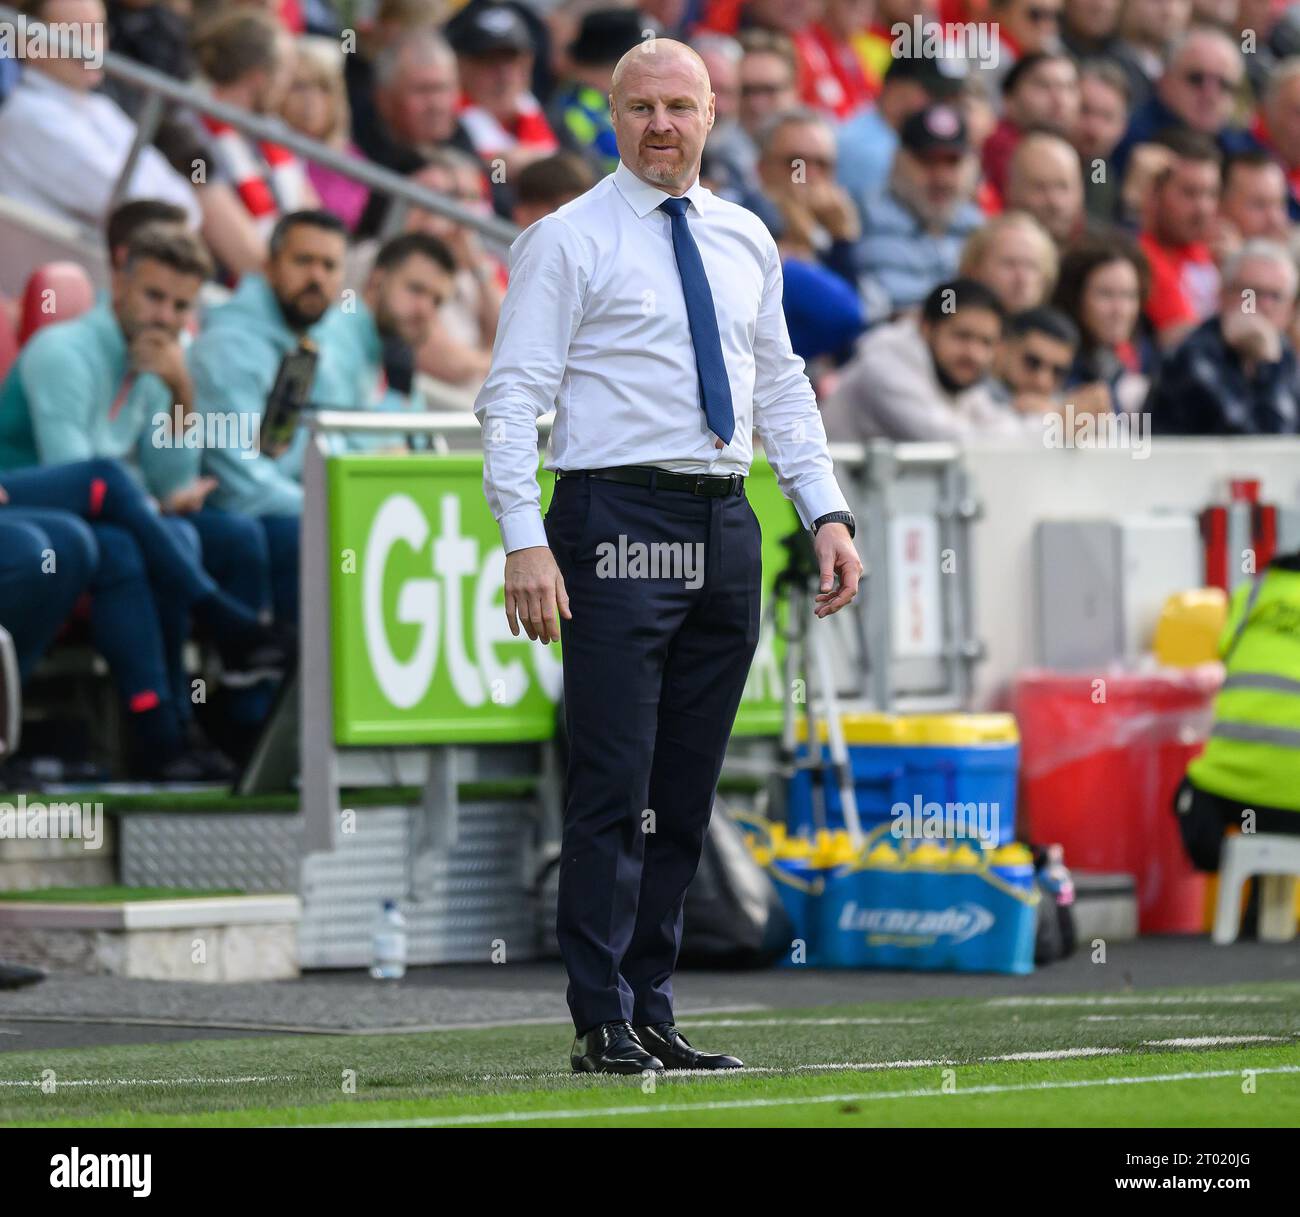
[0,6,520,251]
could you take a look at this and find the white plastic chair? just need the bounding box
[1212,833,1300,945]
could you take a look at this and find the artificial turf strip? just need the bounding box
[0,779,540,813]
[1,981,1297,1128]
[0,886,243,903]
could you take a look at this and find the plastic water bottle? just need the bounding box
[370,899,407,980]
[1040,843,1076,907]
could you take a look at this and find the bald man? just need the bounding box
[1006,132,1087,246]
[475,38,860,1074]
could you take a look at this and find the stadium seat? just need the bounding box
[1212,833,1300,944]
[0,296,18,379]
[17,262,96,344]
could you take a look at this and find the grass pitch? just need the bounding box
[2,980,1297,1128]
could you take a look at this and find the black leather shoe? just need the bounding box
[571,1020,664,1074]
[0,961,46,990]
[633,1022,743,1070]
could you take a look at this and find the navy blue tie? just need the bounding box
[658,196,735,445]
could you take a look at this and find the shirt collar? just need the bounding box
[613,158,712,219]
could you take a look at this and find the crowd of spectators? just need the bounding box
[3,0,1300,779]
[2,0,1299,435]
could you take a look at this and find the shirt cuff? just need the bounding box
[791,477,851,530]
[500,508,549,555]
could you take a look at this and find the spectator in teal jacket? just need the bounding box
[0,225,286,770]
[190,214,454,620]
[316,231,457,449]
[0,235,203,501]
[189,211,349,522]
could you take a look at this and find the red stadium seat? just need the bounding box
[18,262,96,345]
[0,296,18,380]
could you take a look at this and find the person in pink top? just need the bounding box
[280,36,372,231]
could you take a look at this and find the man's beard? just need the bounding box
[639,146,687,186]
[932,352,980,394]
[279,290,329,332]
[890,161,963,234]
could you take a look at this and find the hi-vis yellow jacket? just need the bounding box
[1188,558,1300,812]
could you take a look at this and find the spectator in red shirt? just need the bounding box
[1137,129,1222,349]
[982,52,1079,203]
[445,2,558,179]
[805,0,880,118]
[725,0,858,119]
[1005,131,1085,246]
[193,10,320,250]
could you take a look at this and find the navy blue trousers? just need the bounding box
[0,460,273,738]
[546,474,762,1037]
[0,511,97,681]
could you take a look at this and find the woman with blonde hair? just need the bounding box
[280,35,371,231]
[959,211,1059,313]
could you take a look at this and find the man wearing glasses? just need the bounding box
[1113,27,1246,178]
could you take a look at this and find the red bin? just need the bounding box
[1010,668,1222,933]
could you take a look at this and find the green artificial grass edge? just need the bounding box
[0,777,541,813]
[0,885,245,903]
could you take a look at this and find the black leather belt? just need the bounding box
[556,465,745,497]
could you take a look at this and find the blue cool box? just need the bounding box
[814,865,1038,975]
[788,714,1021,846]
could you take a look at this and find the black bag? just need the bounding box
[679,798,795,969]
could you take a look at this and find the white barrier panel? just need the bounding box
[961,437,1300,708]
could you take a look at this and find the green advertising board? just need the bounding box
[327,453,798,745]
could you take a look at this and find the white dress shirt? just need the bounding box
[474,158,850,554]
[0,70,202,229]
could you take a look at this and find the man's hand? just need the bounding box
[162,476,218,515]
[812,523,862,618]
[130,330,191,398]
[805,180,861,243]
[1067,382,1113,416]
[0,483,7,505]
[1222,311,1282,365]
[504,545,571,644]
[131,330,194,433]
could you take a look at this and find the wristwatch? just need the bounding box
[812,511,856,539]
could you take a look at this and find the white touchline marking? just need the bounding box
[327,1064,1300,1128]
[6,1031,1287,1096]
[0,1075,295,1088]
[987,1048,1125,1061]
[683,1018,931,1027]
[469,1047,1131,1085]
[988,995,1285,1007]
[1083,1014,1210,1022]
[1142,1036,1289,1048]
